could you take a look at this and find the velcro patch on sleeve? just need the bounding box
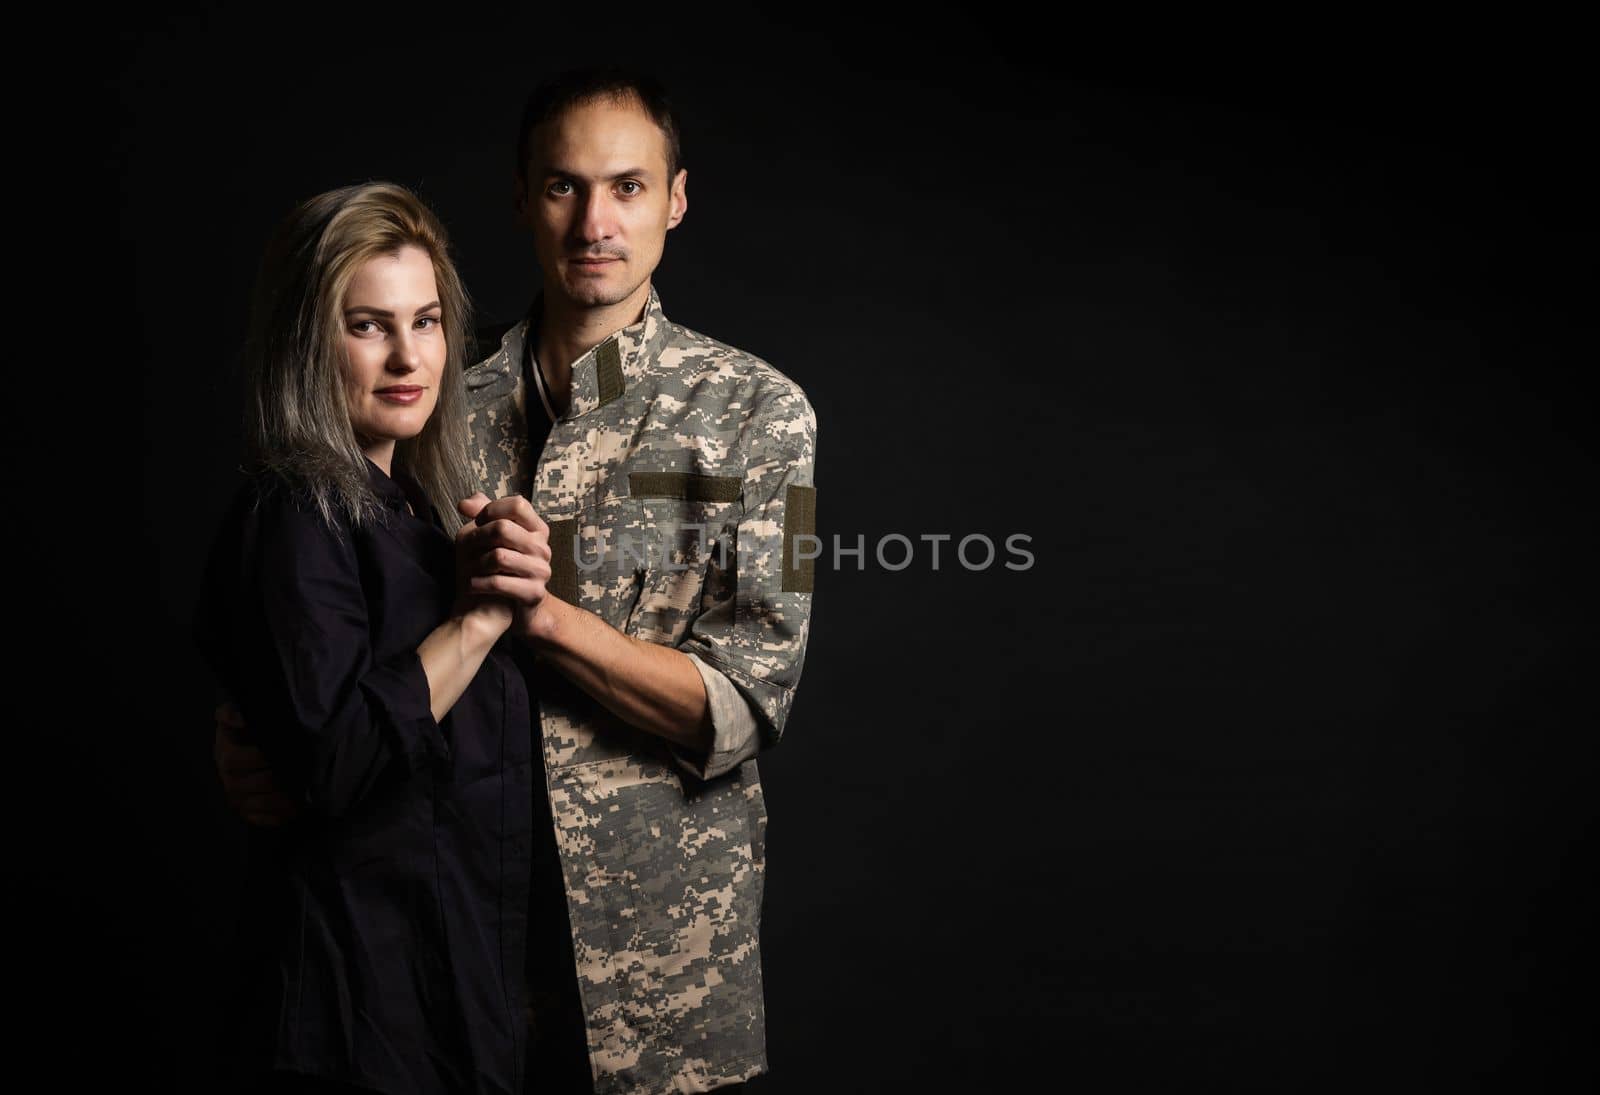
[780,484,817,593]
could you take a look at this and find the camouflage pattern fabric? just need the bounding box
[464,288,816,1094]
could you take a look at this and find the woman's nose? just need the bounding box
[388,329,422,371]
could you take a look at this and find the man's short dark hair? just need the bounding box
[515,67,683,183]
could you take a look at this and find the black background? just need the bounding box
[55,13,1593,1093]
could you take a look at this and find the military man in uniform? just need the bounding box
[215,68,817,1094]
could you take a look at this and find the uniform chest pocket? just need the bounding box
[624,474,740,645]
[558,493,645,629]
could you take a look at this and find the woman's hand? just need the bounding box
[462,595,515,640]
[454,493,552,623]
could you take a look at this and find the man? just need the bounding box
[216,68,817,1094]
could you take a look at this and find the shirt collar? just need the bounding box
[525,285,671,422]
[362,455,424,515]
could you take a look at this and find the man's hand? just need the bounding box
[213,703,300,826]
[455,493,552,638]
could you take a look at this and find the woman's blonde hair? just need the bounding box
[242,181,473,531]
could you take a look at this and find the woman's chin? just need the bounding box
[359,414,434,445]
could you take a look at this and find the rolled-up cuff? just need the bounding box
[361,650,449,770]
[669,652,761,781]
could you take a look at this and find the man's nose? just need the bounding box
[577,189,614,243]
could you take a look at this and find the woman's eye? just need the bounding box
[416,315,441,330]
[350,320,378,334]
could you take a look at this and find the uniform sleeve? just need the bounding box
[253,495,447,818]
[674,382,817,775]
[666,652,762,781]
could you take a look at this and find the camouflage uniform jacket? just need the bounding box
[463,287,817,1094]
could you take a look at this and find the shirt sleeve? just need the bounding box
[665,652,762,781]
[674,381,817,775]
[251,491,447,818]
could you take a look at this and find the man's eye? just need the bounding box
[617,180,641,196]
[547,181,573,197]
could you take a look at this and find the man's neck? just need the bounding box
[535,280,652,414]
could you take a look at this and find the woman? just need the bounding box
[196,182,545,1094]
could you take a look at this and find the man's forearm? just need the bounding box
[525,595,713,751]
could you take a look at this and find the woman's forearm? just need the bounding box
[418,604,513,723]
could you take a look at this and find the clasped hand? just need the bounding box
[454,492,553,640]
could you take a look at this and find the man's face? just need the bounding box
[518,96,687,309]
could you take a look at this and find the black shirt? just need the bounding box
[196,458,535,1095]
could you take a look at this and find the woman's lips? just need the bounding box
[375,386,425,405]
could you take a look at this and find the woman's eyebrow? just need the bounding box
[344,301,442,317]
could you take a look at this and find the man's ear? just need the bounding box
[666,168,688,230]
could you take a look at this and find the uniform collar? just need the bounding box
[524,285,672,422]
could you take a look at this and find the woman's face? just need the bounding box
[340,244,446,471]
